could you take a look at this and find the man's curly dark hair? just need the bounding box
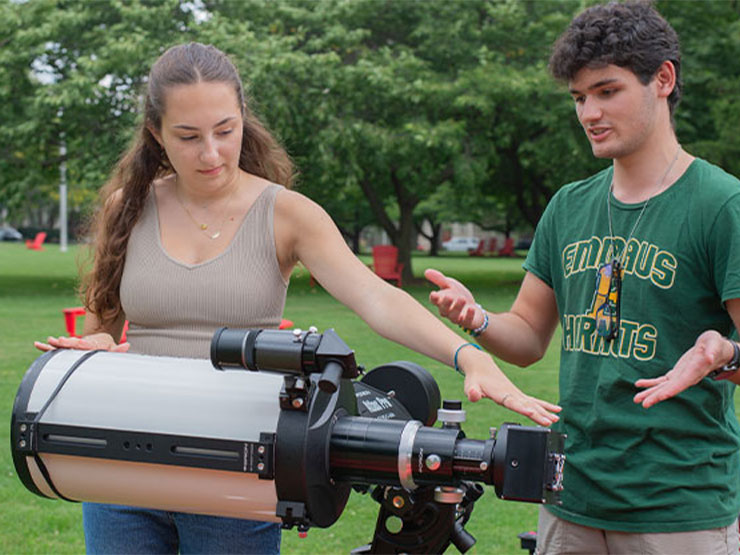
[549,1,682,115]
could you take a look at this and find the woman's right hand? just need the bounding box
[34,333,130,353]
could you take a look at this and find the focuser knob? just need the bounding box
[438,399,466,428]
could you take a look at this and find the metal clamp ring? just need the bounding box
[398,420,422,491]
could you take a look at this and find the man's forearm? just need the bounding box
[475,309,555,367]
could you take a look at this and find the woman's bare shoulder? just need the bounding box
[274,187,323,217]
[273,188,336,253]
[104,174,168,210]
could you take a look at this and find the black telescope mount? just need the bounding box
[211,327,566,553]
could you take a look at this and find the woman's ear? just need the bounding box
[654,60,677,99]
[147,124,163,146]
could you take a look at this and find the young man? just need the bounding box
[426,3,740,553]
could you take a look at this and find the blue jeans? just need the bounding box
[82,503,281,554]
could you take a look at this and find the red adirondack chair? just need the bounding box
[372,245,404,287]
[485,237,499,256]
[25,232,47,250]
[498,237,515,257]
[63,306,129,343]
[468,239,486,257]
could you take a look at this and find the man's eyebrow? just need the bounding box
[172,117,237,130]
[569,78,620,95]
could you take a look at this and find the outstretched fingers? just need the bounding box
[633,374,689,408]
[426,269,482,328]
[633,331,730,408]
[33,334,129,353]
[34,335,85,351]
[34,341,55,352]
[424,268,451,290]
[633,376,669,406]
[503,393,561,427]
[465,379,561,427]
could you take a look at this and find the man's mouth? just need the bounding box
[588,127,611,142]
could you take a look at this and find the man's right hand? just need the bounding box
[425,268,485,330]
[34,333,130,353]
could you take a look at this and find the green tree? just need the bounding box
[660,0,740,178]
[3,0,739,256]
[0,0,195,229]
[205,0,531,281]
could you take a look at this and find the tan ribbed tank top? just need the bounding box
[120,183,288,359]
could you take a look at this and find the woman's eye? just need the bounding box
[218,129,234,136]
[180,136,197,141]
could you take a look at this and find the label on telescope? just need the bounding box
[355,389,398,420]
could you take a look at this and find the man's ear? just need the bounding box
[654,60,677,99]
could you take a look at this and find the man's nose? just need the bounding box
[579,96,602,123]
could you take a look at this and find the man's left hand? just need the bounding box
[633,330,733,408]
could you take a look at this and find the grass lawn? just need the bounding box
[1,243,560,554]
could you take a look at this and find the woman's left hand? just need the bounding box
[633,330,732,408]
[460,348,561,427]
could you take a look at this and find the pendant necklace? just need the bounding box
[176,178,238,240]
[592,145,682,341]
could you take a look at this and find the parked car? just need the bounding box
[0,226,22,241]
[442,236,480,252]
[515,237,533,250]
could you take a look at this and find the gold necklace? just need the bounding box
[175,178,239,240]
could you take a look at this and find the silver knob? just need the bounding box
[425,454,442,471]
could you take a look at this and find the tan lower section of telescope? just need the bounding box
[27,454,280,522]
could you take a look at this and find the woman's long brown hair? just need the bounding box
[82,43,294,331]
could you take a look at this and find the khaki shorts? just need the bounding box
[536,506,739,555]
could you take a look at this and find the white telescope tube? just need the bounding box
[13,349,284,521]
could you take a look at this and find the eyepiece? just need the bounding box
[210,327,262,370]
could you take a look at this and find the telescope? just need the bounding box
[12,327,565,553]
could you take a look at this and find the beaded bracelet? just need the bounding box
[453,342,482,376]
[462,303,489,337]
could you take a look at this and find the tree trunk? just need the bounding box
[337,223,363,254]
[415,218,442,256]
[503,143,550,228]
[429,222,441,256]
[396,202,417,285]
[358,170,419,285]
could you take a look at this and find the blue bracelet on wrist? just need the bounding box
[454,342,482,376]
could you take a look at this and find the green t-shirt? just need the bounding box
[524,159,740,532]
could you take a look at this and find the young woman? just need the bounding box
[35,42,559,554]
